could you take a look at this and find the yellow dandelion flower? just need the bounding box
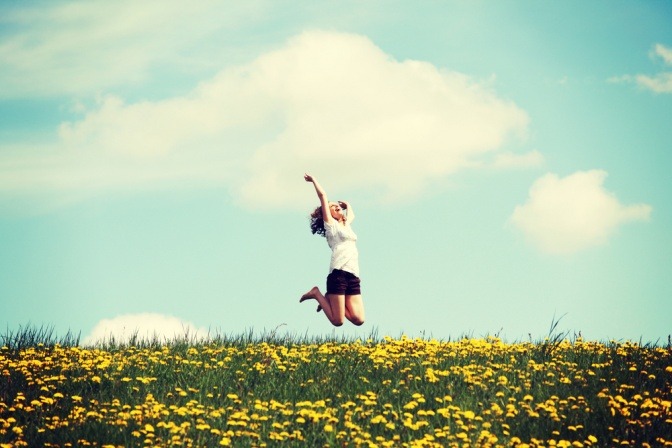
[371,415,387,424]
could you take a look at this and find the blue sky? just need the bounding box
[1,1,670,344]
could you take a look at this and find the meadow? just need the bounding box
[1,325,671,447]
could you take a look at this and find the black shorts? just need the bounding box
[326,269,361,296]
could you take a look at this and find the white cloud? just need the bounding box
[0,30,530,210]
[82,313,209,346]
[510,170,652,255]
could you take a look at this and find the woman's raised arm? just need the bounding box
[304,173,333,224]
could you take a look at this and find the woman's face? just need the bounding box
[328,202,344,220]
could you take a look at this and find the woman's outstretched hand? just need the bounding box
[304,173,315,183]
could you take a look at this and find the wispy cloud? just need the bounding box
[635,73,672,94]
[0,0,263,98]
[0,30,531,210]
[610,43,672,94]
[510,170,651,255]
[489,150,544,170]
[652,43,672,65]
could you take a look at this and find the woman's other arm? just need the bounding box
[339,200,354,223]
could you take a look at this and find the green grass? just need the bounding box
[1,325,671,447]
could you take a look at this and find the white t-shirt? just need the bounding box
[324,220,360,277]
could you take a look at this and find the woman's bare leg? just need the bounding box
[306,291,365,326]
[345,295,365,326]
[300,287,346,326]
[318,303,355,321]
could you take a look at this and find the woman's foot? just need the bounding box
[300,286,320,303]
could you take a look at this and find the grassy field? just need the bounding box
[1,325,671,447]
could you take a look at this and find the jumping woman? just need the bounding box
[300,173,366,327]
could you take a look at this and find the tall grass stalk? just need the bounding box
[1,324,80,352]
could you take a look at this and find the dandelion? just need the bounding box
[463,410,476,420]
[371,415,387,424]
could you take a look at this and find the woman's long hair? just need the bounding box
[309,206,326,237]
